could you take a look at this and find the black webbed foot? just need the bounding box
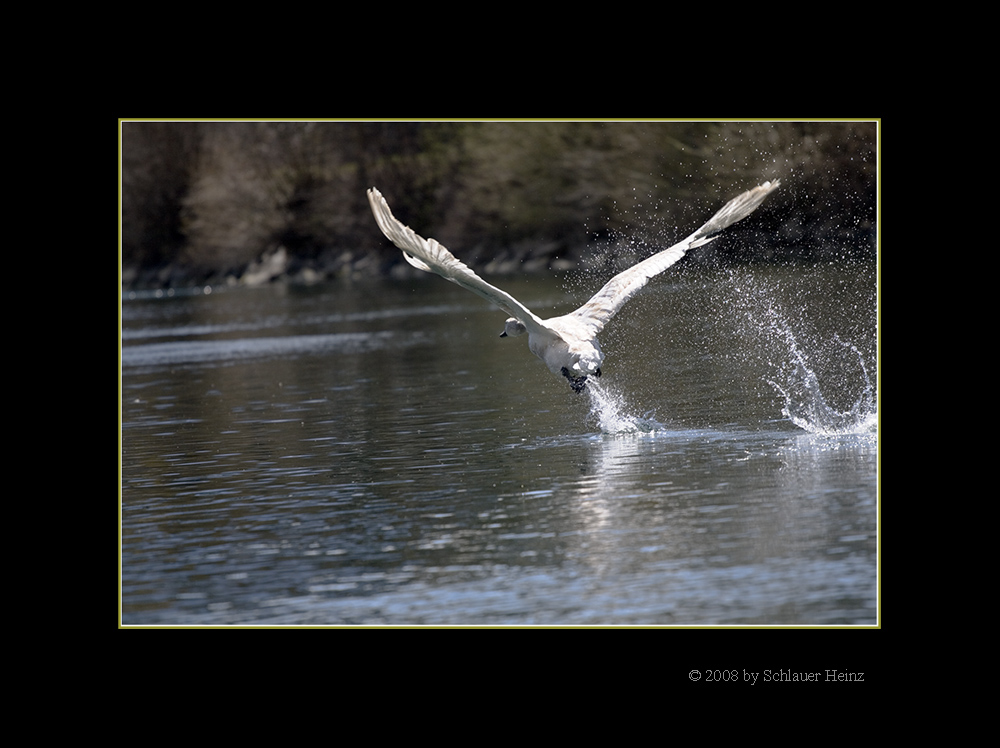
[561,367,588,393]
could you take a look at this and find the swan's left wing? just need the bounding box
[368,188,550,334]
[570,180,780,336]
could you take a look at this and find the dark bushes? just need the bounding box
[121,121,877,288]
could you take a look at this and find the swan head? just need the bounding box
[500,318,527,338]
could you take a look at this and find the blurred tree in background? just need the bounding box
[121,122,201,270]
[120,120,876,287]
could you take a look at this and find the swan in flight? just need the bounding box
[367,180,779,392]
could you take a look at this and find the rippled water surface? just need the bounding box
[120,262,878,625]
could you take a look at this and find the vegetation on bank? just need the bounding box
[120,121,877,288]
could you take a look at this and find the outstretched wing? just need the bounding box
[367,188,550,333]
[570,180,780,336]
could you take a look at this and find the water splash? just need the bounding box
[720,267,878,436]
[768,334,877,435]
[585,379,665,435]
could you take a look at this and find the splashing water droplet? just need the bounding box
[714,264,877,436]
[769,336,877,435]
[586,380,664,435]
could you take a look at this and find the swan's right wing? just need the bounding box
[368,188,549,333]
[571,180,780,336]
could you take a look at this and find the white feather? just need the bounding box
[367,180,779,391]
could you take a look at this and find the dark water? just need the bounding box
[120,261,878,625]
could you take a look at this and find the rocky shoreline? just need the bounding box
[121,238,581,290]
[121,222,876,293]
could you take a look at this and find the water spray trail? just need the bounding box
[761,297,876,436]
[586,379,664,435]
[716,267,877,436]
[768,335,877,435]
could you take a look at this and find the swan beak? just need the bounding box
[499,331,507,337]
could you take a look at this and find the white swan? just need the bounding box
[367,180,779,392]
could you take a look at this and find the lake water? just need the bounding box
[120,261,878,626]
